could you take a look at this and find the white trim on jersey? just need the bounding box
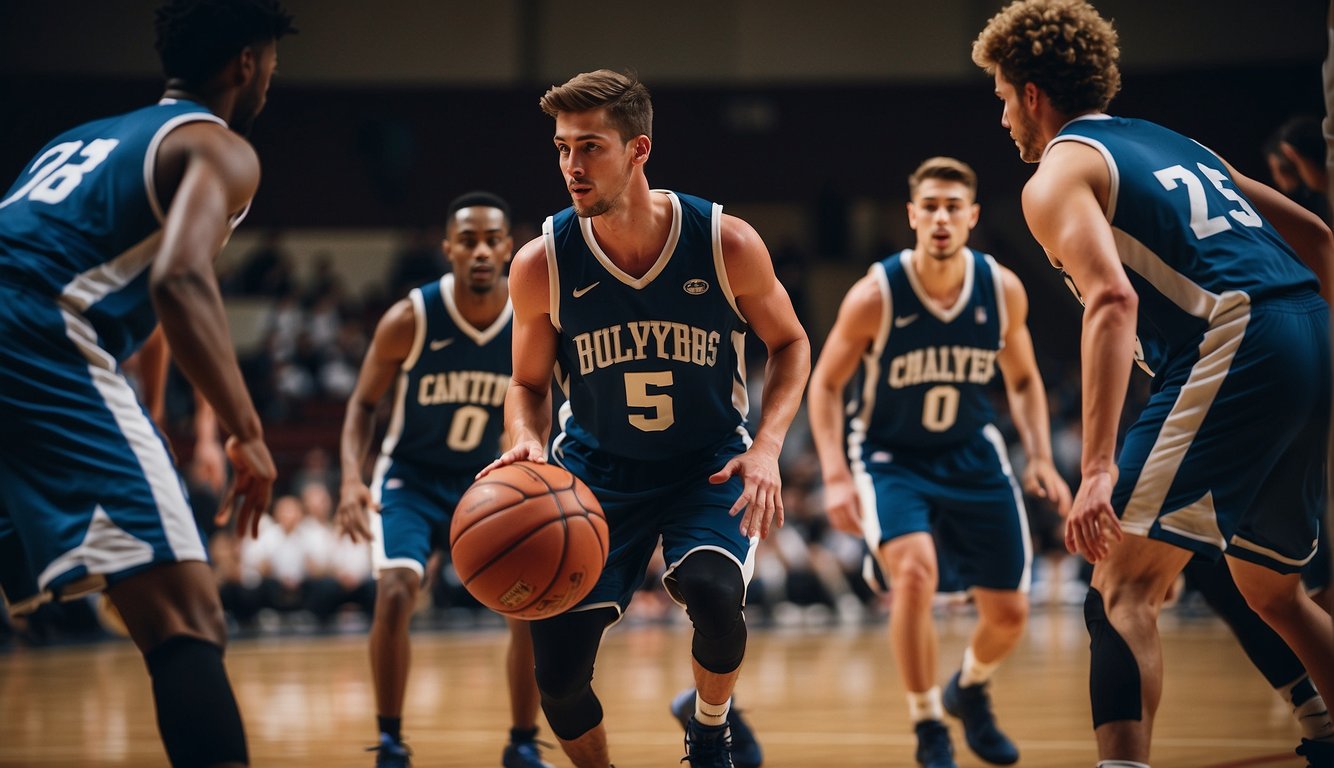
[543,215,562,333]
[730,329,749,422]
[144,111,228,225]
[1120,297,1250,538]
[903,248,975,324]
[57,233,159,313]
[1044,115,1120,224]
[1229,533,1319,569]
[984,253,1009,346]
[1115,229,1249,322]
[846,261,893,468]
[578,189,682,290]
[439,273,512,345]
[711,201,745,323]
[401,286,428,371]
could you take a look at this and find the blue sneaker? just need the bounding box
[502,735,555,768]
[670,687,763,767]
[683,716,734,767]
[913,720,957,768]
[942,671,1019,765]
[367,733,412,767]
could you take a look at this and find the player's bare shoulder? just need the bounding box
[155,120,260,216]
[508,234,552,316]
[718,214,775,295]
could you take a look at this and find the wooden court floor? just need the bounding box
[0,606,1315,767]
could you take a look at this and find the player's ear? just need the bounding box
[631,135,651,166]
[229,46,257,86]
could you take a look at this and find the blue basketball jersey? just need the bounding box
[849,249,1004,454]
[1050,115,1320,377]
[0,99,238,362]
[545,190,749,460]
[379,274,512,470]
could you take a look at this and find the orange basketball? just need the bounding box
[450,461,608,620]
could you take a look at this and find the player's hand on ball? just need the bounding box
[476,438,546,479]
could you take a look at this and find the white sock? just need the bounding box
[907,687,944,723]
[1278,674,1334,740]
[1096,762,1150,768]
[959,646,1001,687]
[695,695,730,728]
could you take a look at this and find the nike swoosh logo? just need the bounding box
[893,314,919,328]
[572,282,600,298]
[429,338,454,351]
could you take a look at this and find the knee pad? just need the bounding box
[145,635,248,767]
[1084,587,1142,728]
[673,551,748,673]
[531,608,613,740]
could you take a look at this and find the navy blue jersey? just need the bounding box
[849,249,1004,454]
[380,274,512,470]
[1050,115,1320,377]
[0,99,239,362]
[545,190,749,460]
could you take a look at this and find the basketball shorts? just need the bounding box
[854,425,1031,592]
[1303,523,1330,595]
[1113,294,1329,574]
[552,430,757,613]
[0,286,204,616]
[370,456,475,579]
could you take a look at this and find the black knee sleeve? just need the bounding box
[672,551,748,674]
[144,635,247,767]
[1084,587,1142,728]
[1184,558,1305,689]
[531,607,615,741]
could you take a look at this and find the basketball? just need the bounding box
[450,461,608,620]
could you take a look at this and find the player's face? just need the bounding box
[553,109,637,218]
[231,41,278,136]
[444,206,512,294]
[907,179,978,261]
[995,72,1043,163]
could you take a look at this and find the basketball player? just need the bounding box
[808,157,1071,768]
[973,2,1334,764]
[478,70,811,768]
[0,1,291,765]
[335,192,553,768]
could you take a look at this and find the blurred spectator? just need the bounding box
[230,229,295,297]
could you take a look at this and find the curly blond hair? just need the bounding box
[972,0,1121,115]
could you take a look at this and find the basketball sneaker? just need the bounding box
[942,671,1019,765]
[1296,737,1334,767]
[913,720,957,768]
[670,687,763,767]
[501,727,555,768]
[367,733,411,767]
[683,716,734,767]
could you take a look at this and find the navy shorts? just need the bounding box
[551,430,757,614]
[855,425,1031,592]
[1113,295,1329,574]
[370,457,475,579]
[0,287,204,615]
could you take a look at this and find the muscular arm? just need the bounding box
[1227,161,1334,302]
[480,236,556,474]
[1023,142,1136,559]
[994,267,1072,514]
[149,121,275,535]
[335,299,415,541]
[807,275,880,534]
[719,215,812,537]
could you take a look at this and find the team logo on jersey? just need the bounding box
[975,306,987,324]
[683,278,709,295]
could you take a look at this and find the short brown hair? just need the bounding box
[972,0,1121,115]
[539,69,653,142]
[908,157,977,199]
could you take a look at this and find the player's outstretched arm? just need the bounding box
[994,267,1072,516]
[336,298,414,542]
[149,121,274,537]
[712,215,811,539]
[808,275,881,536]
[478,236,556,478]
[1022,142,1134,562]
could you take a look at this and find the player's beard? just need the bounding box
[1015,107,1044,163]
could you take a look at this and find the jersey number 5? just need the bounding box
[625,371,675,432]
[0,139,120,209]
[1153,162,1261,239]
